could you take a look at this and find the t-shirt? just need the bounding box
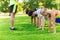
[36,9,43,18]
[10,0,17,5]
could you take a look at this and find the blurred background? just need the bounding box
[0,0,60,13]
[0,0,60,40]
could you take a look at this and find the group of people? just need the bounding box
[26,6,58,34]
[10,0,58,34]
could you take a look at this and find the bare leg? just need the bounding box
[48,17,51,32]
[13,13,16,18]
[51,14,56,34]
[10,13,16,30]
[10,13,14,27]
[52,20,56,34]
[37,17,41,28]
[34,16,36,25]
[41,16,45,30]
[31,16,33,24]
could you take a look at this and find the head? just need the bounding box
[26,9,33,16]
[39,6,44,8]
[40,6,45,13]
[41,8,48,16]
[26,9,37,17]
[26,9,29,14]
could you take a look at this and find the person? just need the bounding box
[10,0,18,30]
[32,6,45,30]
[41,8,57,34]
[26,6,45,30]
[26,8,37,25]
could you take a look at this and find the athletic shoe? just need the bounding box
[10,27,17,30]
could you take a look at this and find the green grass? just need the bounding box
[0,15,60,40]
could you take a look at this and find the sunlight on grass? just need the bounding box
[0,15,60,40]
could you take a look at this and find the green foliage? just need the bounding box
[0,0,9,12]
[23,0,39,10]
[23,0,60,10]
[0,0,60,12]
[17,3,24,12]
[44,0,59,9]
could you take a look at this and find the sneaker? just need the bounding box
[10,27,17,30]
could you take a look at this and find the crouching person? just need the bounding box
[32,6,45,30]
[41,8,56,34]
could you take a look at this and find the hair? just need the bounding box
[40,6,45,9]
[26,8,37,16]
[26,9,29,14]
[26,9,33,16]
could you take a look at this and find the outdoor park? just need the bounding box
[0,0,60,40]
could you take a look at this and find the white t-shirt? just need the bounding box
[36,9,43,18]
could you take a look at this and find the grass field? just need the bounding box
[0,15,60,40]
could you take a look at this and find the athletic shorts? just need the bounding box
[10,4,17,13]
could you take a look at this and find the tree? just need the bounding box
[23,0,60,10]
[0,0,9,12]
[23,0,39,10]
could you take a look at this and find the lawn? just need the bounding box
[0,15,60,40]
